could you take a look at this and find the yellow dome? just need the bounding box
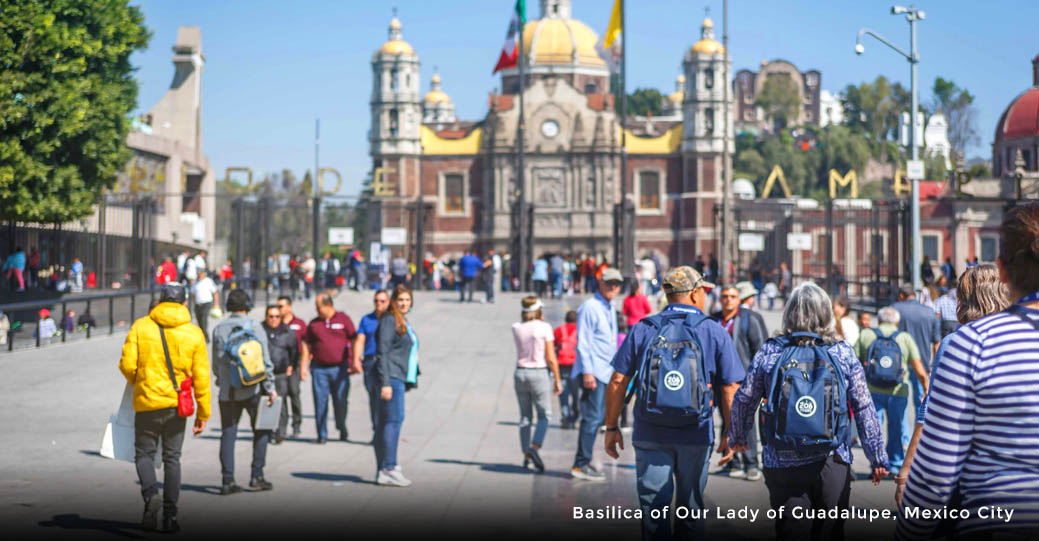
[677,74,686,83]
[380,39,414,55]
[668,90,684,103]
[424,90,450,104]
[522,18,605,67]
[702,17,714,28]
[691,39,724,55]
[389,17,401,29]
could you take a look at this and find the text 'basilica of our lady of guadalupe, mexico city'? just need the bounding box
[367,0,731,266]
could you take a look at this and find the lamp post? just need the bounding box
[856,5,925,293]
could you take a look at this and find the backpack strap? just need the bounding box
[157,322,178,396]
[789,331,823,344]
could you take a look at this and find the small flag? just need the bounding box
[597,0,622,74]
[492,0,526,74]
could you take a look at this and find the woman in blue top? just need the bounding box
[373,284,418,488]
[531,256,549,298]
[727,282,889,540]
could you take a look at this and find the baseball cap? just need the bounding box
[601,268,624,283]
[662,266,705,293]
[160,282,187,304]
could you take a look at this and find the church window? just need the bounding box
[705,108,714,134]
[704,68,714,89]
[389,109,399,136]
[806,72,819,86]
[638,171,661,211]
[980,234,999,263]
[391,68,399,91]
[442,173,465,214]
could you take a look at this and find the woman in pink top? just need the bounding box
[511,296,562,473]
[623,279,653,328]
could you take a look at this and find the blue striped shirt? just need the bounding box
[933,291,958,322]
[897,306,1039,538]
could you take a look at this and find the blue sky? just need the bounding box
[129,0,1038,196]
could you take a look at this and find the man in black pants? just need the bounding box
[119,283,210,532]
[262,303,299,444]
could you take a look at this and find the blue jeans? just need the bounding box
[550,271,563,298]
[634,441,712,540]
[372,377,406,471]
[362,358,378,433]
[515,369,553,453]
[311,363,349,440]
[558,366,579,424]
[909,371,926,411]
[573,380,606,469]
[871,392,910,470]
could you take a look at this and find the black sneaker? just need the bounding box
[249,477,273,491]
[339,431,349,442]
[162,510,180,534]
[220,482,243,495]
[141,496,161,531]
[526,448,546,473]
[291,427,301,437]
[316,437,327,445]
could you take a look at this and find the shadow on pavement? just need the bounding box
[177,483,223,495]
[78,449,102,458]
[427,458,573,479]
[37,514,144,539]
[291,472,368,485]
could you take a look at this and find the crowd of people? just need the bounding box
[1,246,91,293]
[111,200,1039,538]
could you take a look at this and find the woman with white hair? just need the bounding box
[727,282,889,540]
[511,296,562,472]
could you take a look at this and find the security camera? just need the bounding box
[891,5,908,14]
[855,43,865,55]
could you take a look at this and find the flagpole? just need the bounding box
[619,0,634,281]
[516,5,529,291]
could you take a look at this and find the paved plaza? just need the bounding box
[1,289,900,539]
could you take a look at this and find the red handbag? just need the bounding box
[159,324,195,418]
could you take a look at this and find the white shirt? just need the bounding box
[639,258,657,281]
[185,258,198,281]
[492,254,502,271]
[839,316,860,347]
[193,277,219,304]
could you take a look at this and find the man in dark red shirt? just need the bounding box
[303,293,356,443]
[277,296,308,438]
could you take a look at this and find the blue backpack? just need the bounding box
[223,325,267,389]
[761,332,849,452]
[865,330,904,388]
[626,310,713,428]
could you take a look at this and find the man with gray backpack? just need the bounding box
[604,266,745,539]
[855,306,927,473]
[212,289,278,495]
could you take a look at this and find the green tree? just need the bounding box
[625,88,663,117]
[930,77,978,162]
[0,0,150,222]
[755,75,801,132]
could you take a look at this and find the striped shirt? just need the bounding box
[933,291,958,322]
[897,306,1039,538]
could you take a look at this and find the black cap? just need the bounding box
[160,282,187,304]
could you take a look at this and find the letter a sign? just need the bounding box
[760,165,792,199]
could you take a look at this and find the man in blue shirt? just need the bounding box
[352,290,391,436]
[605,266,744,539]
[891,284,940,410]
[458,250,482,303]
[570,267,625,481]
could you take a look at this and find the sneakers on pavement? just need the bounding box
[745,467,763,481]
[721,462,746,479]
[219,482,243,495]
[377,468,412,487]
[249,477,273,490]
[525,447,546,473]
[571,464,606,482]
[141,496,161,531]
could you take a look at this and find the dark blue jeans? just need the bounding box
[362,357,378,433]
[371,377,406,471]
[635,441,712,540]
[219,395,270,484]
[311,363,349,440]
[558,366,579,424]
[573,380,606,469]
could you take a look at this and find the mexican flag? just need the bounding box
[492,0,526,73]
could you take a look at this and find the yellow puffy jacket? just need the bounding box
[119,302,211,420]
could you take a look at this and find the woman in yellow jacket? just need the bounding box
[118,284,210,533]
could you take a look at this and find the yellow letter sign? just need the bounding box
[760,165,792,199]
[828,170,858,198]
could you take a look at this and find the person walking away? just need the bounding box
[119,283,210,532]
[623,280,653,330]
[855,307,927,474]
[554,310,579,429]
[372,285,420,487]
[218,260,233,283]
[708,253,719,283]
[211,289,277,494]
[894,264,1009,507]
[932,278,959,338]
[389,253,410,289]
[458,250,482,302]
[482,251,496,303]
[762,281,779,310]
[713,282,768,481]
[832,296,859,346]
[778,262,791,306]
[71,257,84,292]
[940,257,956,283]
[261,304,299,444]
[727,282,890,540]
[192,269,219,343]
[5,246,27,291]
[897,202,1039,538]
[491,248,503,294]
[531,255,550,297]
[638,255,657,295]
[276,296,307,437]
[891,283,940,411]
[303,293,356,443]
[581,255,597,294]
[570,267,625,481]
[301,254,316,299]
[604,266,744,539]
[549,253,565,299]
[28,247,39,288]
[353,290,391,438]
[511,296,563,472]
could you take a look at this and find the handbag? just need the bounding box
[158,324,195,418]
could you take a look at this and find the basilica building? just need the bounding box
[368,0,732,265]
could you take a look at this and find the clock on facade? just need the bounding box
[541,119,559,138]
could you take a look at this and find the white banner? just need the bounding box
[381,227,407,246]
[787,232,813,251]
[328,227,354,246]
[738,233,765,252]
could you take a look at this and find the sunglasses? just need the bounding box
[266,314,280,318]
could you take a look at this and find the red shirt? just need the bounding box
[304,312,356,366]
[623,293,652,328]
[553,322,577,366]
[156,261,176,284]
[285,315,306,352]
[219,265,233,281]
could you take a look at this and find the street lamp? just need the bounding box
[856,5,925,293]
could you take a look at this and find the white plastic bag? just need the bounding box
[99,383,137,463]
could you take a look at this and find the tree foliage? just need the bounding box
[0,0,150,222]
[930,77,978,162]
[840,75,910,147]
[626,87,663,117]
[755,75,801,132]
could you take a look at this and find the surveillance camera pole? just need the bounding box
[856,5,923,293]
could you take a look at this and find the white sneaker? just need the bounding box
[377,468,412,487]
